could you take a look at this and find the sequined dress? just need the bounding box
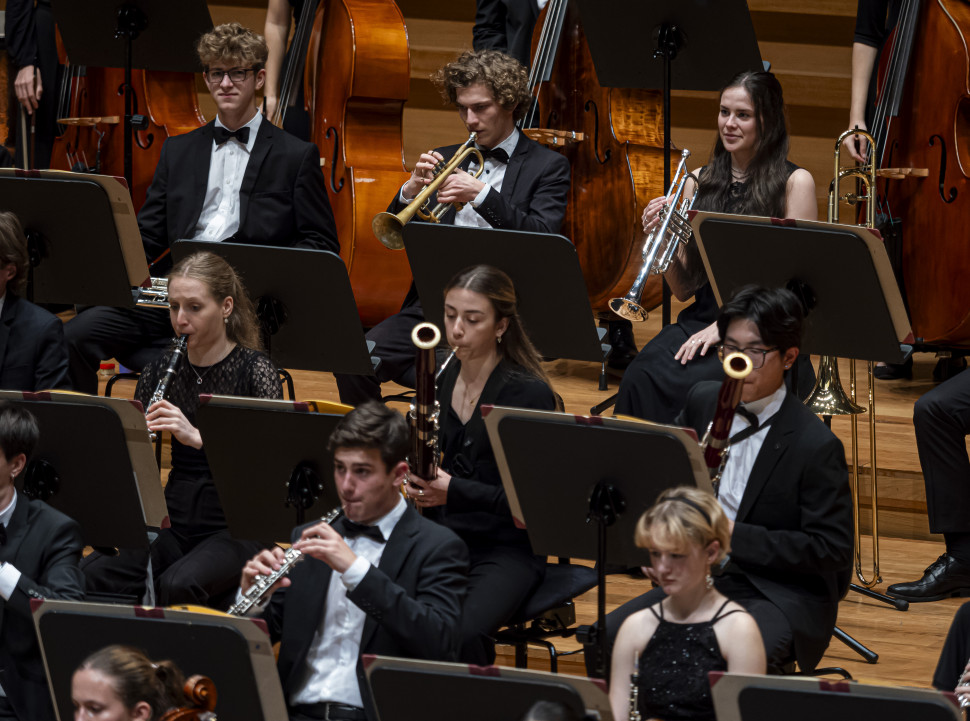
[636,598,740,721]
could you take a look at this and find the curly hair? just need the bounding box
[432,49,531,122]
[168,251,263,351]
[0,211,29,295]
[196,22,268,70]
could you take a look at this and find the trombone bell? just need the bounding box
[804,356,865,416]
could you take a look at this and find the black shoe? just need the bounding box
[886,553,970,602]
[873,357,913,380]
[606,319,638,370]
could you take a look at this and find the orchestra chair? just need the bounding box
[493,558,599,672]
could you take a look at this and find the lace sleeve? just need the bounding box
[246,352,284,399]
[134,357,163,410]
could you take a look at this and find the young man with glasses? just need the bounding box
[64,22,339,394]
[590,285,852,676]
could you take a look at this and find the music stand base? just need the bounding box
[849,582,909,611]
[833,625,878,664]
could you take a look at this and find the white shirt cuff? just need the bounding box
[399,185,414,204]
[341,556,371,591]
[471,184,490,208]
[0,562,22,601]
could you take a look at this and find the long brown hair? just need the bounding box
[168,251,262,350]
[75,645,187,721]
[444,265,550,385]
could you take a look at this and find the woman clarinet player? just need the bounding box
[404,264,557,665]
[614,70,817,423]
[82,251,283,609]
[609,488,765,721]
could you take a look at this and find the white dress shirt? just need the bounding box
[191,111,263,243]
[290,497,407,708]
[398,128,521,229]
[716,384,787,520]
[0,489,20,699]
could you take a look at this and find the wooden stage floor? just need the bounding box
[96,300,965,689]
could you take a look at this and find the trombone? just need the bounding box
[372,133,485,250]
[805,127,882,591]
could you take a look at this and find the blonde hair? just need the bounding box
[0,211,29,295]
[635,486,730,564]
[168,251,262,350]
[196,22,268,69]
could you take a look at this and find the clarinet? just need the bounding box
[700,351,754,496]
[629,651,642,721]
[147,336,187,441]
[228,507,342,616]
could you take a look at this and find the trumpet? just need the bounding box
[610,149,699,322]
[135,277,170,308]
[228,506,342,616]
[372,133,486,250]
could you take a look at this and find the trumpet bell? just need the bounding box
[805,356,865,416]
[608,297,648,322]
[373,211,405,250]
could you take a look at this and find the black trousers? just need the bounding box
[934,600,970,690]
[335,303,427,405]
[64,305,172,394]
[585,573,793,678]
[461,545,545,665]
[9,3,58,169]
[914,369,970,534]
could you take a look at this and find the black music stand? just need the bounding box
[403,224,610,384]
[574,0,762,324]
[51,0,213,188]
[364,656,612,721]
[692,211,913,646]
[34,600,287,721]
[483,405,710,678]
[0,170,149,306]
[0,391,165,552]
[173,241,379,376]
[709,672,963,721]
[196,396,345,542]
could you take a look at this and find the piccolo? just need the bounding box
[228,507,342,616]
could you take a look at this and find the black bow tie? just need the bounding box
[214,126,251,146]
[0,523,6,546]
[479,146,509,164]
[342,519,385,544]
[734,406,759,429]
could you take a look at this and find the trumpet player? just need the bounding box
[614,70,817,424]
[237,402,468,721]
[336,49,569,406]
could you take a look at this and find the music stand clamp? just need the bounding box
[484,405,711,677]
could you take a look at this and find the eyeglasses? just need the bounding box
[204,67,257,84]
[716,343,779,369]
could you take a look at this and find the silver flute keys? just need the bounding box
[227,507,342,616]
[629,651,642,721]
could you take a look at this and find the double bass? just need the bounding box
[305,0,412,327]
[873,0,970,346]
[526,0,666,316]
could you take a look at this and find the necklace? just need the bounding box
[730,166,749,182]
[189,363,216,386]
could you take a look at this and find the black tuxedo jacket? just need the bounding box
[679,382,853,670]
[262,506,468,720]
[0,293,69,391]
[472,0,540,67]
[0,496,84,721]
[391,132,570,308]
[138,119,339,274]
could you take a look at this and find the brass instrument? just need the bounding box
[629,651,642,721]
[701,351,754,494]
[227,507,342,616]
[805,128,881,588]
[135,277,171,308]
[147,335,187,441]
[610,149,698,322]
[372,133,486,250]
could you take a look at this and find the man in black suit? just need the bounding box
[472,0,541,68]
[238,402,468,721]
[336,49,569,405]
[0,402,85,721]
[0,211,69,391]
[589,286,853,675]
[64,22,339,394]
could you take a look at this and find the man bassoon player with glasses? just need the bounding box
[64,22,339,394]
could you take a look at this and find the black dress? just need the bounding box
[636,599,740,721]
[425,359,557,664]
[614,162,813,423]
[82,344,282,607]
